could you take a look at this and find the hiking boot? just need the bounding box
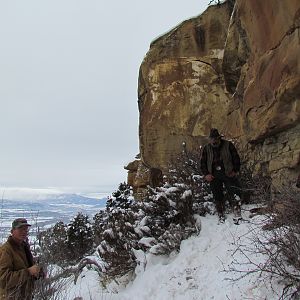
[233,217,243,225]
[218,214,226,224]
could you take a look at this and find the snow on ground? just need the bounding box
[67,205,283,300]
[64,269,117,300]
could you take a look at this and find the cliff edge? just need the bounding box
[126,0,300,196]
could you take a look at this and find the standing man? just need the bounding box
[0,218,40,299]
[200,128,242,224]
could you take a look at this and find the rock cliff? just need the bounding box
[224,0,300,188]
[125,0,300,196]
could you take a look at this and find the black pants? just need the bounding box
[210,171,242,216]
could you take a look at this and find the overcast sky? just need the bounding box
[0,0,207,192]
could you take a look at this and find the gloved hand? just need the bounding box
[28,264,40,278]
[204,174,214,182]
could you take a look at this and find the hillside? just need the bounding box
[66,206,283,299]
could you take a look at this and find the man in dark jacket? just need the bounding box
[200,128,242,224]
[0,218,41,300]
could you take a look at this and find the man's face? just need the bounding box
[12,226,30,242]
[210,137,221,147]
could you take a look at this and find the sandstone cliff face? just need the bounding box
[223,0,300,187]
[126,0,300,193]
[127,3,233,194]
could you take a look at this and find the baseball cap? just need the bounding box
[12,218,31,229]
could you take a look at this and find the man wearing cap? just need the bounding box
[200,128,242,224]
[0,218,40,299]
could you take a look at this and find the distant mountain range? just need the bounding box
[5,192,109,206]
[0,190,108,240]
[0,187,110,202]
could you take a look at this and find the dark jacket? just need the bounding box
[0,237,34,300]
[200,139,240,176]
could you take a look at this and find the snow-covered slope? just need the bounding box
[69,206,283,300]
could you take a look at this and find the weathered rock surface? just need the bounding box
[224,0,300,187]
[137,3,232,177]
[126,0,300,193]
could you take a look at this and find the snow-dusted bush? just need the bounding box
[230,185,300,299]
[94,179,201,283]
[166,143,213,215]
[33,264,69,300]
[95,183,139,282]
[136,183,197,254]
[260,189,300,299]
[91,146,216,283]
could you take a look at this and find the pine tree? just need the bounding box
[96,183,139,280]
[67,212,93,262]
[38,221,69,267]
[106,182,133,209]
